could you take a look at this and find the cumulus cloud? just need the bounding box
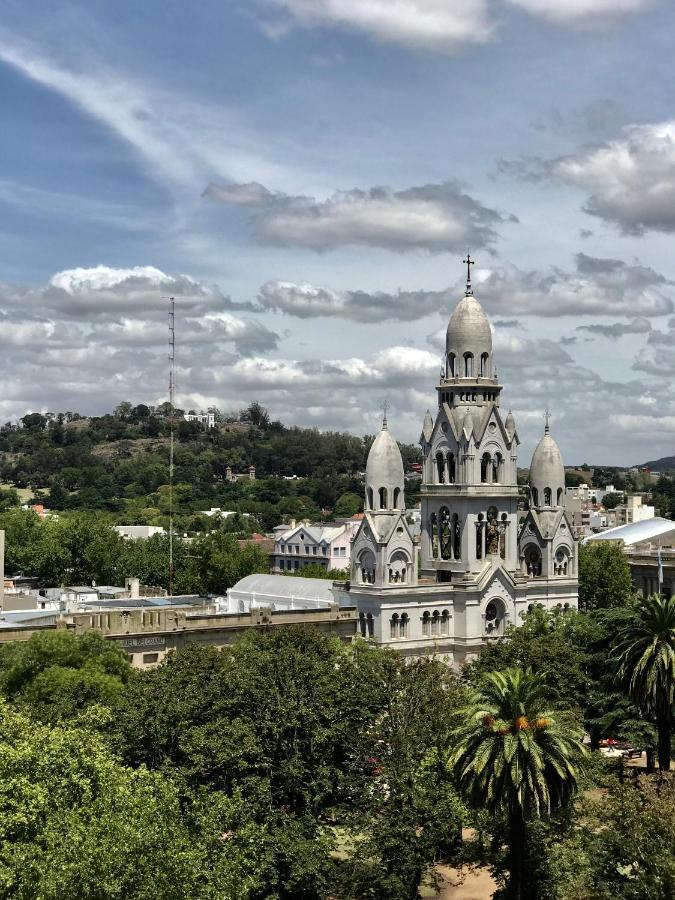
[471,253,673,317]
[204,180,511,253]
[576,317,653,339]
[258,280,448,322]
[550,120,675,234]
[0,266,279,418]
[260,1,652,52]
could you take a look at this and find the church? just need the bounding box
[345,259,579,664]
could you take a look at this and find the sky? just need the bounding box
[0,0,675,467]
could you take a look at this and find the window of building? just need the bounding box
[305,546,310,555]
[441,609,450,635]
[422,611,430,637]
[400,613,409,638]
[366,613,374,638]
[313,546,317,555]
[390,613,400,639]
[142,653,159,664]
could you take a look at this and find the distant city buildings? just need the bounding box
[225,465,256,482]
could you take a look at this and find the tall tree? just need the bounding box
[451,669,586,899]
[615,594,675,771]
[578,542,633,611]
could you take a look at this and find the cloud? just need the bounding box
[550,120,675,234]
[576,317,652,339]
[0,266,278,421]
[505,0,653,25]
[470,254,673,317]
[204,180,512,253]
[262,1,494,52]
[0,32,287,199]
[633,323,675,375]
[260,1,652,52]
[258,280,448,321]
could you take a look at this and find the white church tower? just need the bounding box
[419,255,521,583]
[345,256,579,662]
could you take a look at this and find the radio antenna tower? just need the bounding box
[167,296,176,596]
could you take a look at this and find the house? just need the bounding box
[271,518,361,573]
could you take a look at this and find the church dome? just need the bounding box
[366,418,405,512]
[445,293,493,378]
[529,423,565,509]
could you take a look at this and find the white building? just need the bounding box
[184,412,216,428]
[113,525,166,540]
[272,519,361,573]
[344,264,579,663]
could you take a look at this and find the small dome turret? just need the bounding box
[366,415,405,512]
[505,409,516,440]
[529,416,565,509]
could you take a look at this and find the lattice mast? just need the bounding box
[168,296,175,596]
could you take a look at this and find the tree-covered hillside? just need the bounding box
[0,402,422,531]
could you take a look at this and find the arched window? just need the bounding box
[492,452,502,484]
[447,452,456,483]
[400,613,409,638]
[554,547,569,576]
[441,609,450,635]
[366,613,374,637]
[389,551,409,584]
[532,487,539,507]
[439,507,452,560]
[480,452,491,483]
[367,487,374,510]
[359,549,376,584]
[452,513,461,560]
[359,612,366,637]
[480,352,489,377]
[436,452,445,483]
[463,352,473,377]
[390,614,400,640]
[476,513,484,560]
[524,545,542,577]
[449,353,456,377]
[557,487,563,506]
[485,505,498,556]
[431,610,440,636]
[379,486,388,509]
[422,611,431,637]
[393,487,401,509]
[543,487,552,506]
[484,599,505,635]
[429,513,439,558]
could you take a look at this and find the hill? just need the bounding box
[0,402,422,532]
[640,455,675,472]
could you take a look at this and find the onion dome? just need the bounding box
[365,416,405,511]
[529,417,565,509]
[445,255,493,378]
[421,409,433,444]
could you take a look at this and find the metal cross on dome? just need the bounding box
[544,408,551,433]
[381,398,390,429]
[463,251,474,296]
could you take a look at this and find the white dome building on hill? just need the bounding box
[345,258,579,662]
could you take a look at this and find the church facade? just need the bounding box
[345,263,579,665]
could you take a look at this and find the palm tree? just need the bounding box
[615,594,675,772]
[450,668,585,899]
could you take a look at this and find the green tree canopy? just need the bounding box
[578,542,633,611]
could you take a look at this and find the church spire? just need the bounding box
[463,250,474,296]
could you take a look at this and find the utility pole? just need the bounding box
[167,296,175,596]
